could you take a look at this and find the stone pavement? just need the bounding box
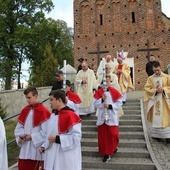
[9,90,170,170]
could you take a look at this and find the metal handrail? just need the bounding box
[3,97,50,146]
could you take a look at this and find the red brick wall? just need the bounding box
[74,0,170,90]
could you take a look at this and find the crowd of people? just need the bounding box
[1,53,170,170]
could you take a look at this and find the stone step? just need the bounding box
[82,131,144,140]
[122,105,141,110]
[82,147,150,158]
[119,120,142,126]
[81,99,157,170]
[81,138,146,148]
[122,110,141,115]
[120,115,141,120]
[82,119,142,126]
[124,99,141,103]
[82,125,143,132]
[82,157,156,170]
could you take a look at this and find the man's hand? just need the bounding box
[156,87,163,93]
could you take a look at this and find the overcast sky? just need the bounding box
[46,0,170,28]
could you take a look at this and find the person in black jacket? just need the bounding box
[51,70,64,91]
[77,58,84,73]
[145,55,156,76]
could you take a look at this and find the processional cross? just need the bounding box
[137,39,159,62]
[88,43,109,66]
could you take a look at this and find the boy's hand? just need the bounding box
[48,135,56,143]
[39,147,45,154]
[25,134,32,141]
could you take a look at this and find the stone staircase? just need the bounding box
[81,99,157,170]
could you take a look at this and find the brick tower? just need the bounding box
[74,0,170,89]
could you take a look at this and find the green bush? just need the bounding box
[0,97,8,119]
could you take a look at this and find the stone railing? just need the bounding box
[0,87,52,118]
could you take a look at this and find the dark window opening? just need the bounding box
[100,14,103,25]
[132,12,135,23]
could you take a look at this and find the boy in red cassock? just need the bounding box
[93,75,122,163]
[15,87,51,170]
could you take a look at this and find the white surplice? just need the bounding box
[67,99,80,115]
[0,117,8,170]
[93,91,122,126]
[14,109,48,160]
[42,114,82,170]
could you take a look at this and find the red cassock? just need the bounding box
[98,124,119,155]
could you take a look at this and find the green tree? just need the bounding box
[26,18,74,87]
[28,44,58,87]
[26,18,74,69]
[0,0,54,90]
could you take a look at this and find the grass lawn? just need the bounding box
[5,120,20,167]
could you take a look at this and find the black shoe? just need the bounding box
[103,155,111,163]
[122,101,126,104]
[166,138,170,143]
[114,148,118,154]
[152,137,161,142]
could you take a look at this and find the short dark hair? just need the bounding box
[106,75,111,80]
[49,90,66,104]
[66,80,71,87]
[153,61,161,68]
[24,87,38,96]
[55,70,63,76]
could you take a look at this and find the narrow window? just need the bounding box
[132,11,135,23]
[100,14,103,25]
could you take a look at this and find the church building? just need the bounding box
[73,0,170,90]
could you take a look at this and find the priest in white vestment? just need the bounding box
[96,55,115,78]
[95,63,120,92]
[76,62,96,115]
[0,117,8,170]
[144,61,170,143]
